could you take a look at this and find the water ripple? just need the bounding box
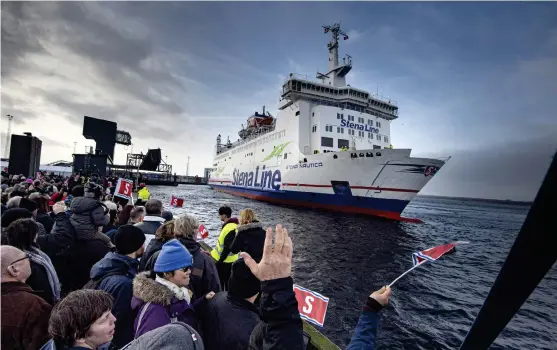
[151,186,557,349]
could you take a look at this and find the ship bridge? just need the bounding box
[279,75,399,121]
[278,22,398,121]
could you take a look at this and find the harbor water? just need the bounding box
[150,185,556,349]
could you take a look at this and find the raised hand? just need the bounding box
[242,224,293,281]
[370,286,391,306]
[52,202,66,215]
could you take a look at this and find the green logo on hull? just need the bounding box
[262,142,291,162]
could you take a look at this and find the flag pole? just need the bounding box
[388,263,424,287]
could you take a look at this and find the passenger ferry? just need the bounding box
[208,23,446,222]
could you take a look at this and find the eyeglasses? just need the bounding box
[179,266,191,273]
[9,253,30,267]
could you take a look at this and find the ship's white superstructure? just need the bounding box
[208,23,445,221]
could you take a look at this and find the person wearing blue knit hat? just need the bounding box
[131,239,216,337]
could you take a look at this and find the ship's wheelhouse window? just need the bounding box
[302,83,306,89]
[321,137,333,147]
[338,139,349,148]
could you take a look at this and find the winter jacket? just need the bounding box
[36,212,54,233]
[90,252,139,348]
[346,297,384,350]
[134,216,164,237]
[1,282,52,350]
[141,237,221,299]
[69,196,110,240]
[248,277,304,350]
[138,234,165,272]
[40,340,114,350]
[230,221,266,262]
[200,291,260,350]
[131,272,205,338]
[68,237,112,291]
[121,322,204,350]
[26,259,56,305]
[37,212,75,296]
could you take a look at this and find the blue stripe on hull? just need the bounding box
[210,184,410,215]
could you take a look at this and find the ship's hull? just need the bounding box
[209,148,445,222]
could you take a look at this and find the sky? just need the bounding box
[1,2,556,201]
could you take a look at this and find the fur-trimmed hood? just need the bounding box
[132,271,176,306]
[236,221,263,233]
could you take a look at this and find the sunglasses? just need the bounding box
[179,266,191,273]
[9,253,30,267]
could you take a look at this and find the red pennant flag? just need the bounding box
[198,224,209,240]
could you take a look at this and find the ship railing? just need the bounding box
[284,73,398,107]
[217,126,276,153]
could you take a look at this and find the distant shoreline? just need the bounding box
[417,194,533,206]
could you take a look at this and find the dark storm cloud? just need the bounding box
[1,2,188,141]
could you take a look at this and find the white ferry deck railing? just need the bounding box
[283,73,398,106]
[217,125,276,154]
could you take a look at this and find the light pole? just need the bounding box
[186,156,190,176]
[4,114,14,158]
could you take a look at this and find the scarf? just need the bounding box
[155,275,192,304]
[26,247,61,302]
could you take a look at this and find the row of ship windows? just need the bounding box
[337,113,381,127]
[312,125,388,142]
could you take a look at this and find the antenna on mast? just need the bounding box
[318,23,352,87]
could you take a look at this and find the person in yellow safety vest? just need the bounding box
[137,183,151,202]
[211,205,239,290]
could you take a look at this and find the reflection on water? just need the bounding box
[149,185,556,349]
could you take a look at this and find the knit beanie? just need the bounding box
[162,211,173,222]
[1,208,33,228]
[18,197,38,213]
[229,259,261,299]
[154,239,193,273]
[114,225,146,255]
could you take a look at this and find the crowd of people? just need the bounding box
[1,171,392,350]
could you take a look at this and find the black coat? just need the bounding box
[138,236,164,272]
[37,213,75,296]
[142,237,221,299]
[36,212,54,234]
[26,260,55,305]
[200,291,260,350]
[230,222,266,262]
[68,238,112,291]
[248,277,304,350]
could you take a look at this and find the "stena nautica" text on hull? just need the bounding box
[209,23,446,222]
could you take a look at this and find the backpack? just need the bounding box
[83,271,126,290]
